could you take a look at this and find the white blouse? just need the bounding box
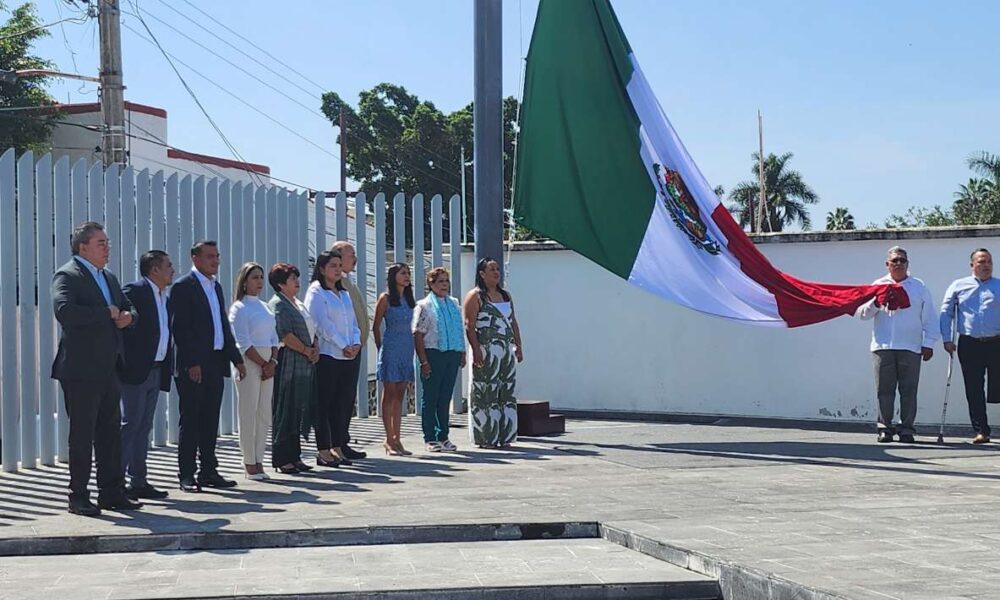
[304,280,361,360]
[228,295,279,355]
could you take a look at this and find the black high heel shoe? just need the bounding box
[315,455,342,468]
[275,464,299,474]
[293,460,314,472]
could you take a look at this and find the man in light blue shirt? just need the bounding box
[940,248,1000,443]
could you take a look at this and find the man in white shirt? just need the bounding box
[858,246,939,443]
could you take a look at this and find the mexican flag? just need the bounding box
[513,0,908,327]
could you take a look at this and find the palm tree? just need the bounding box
[826,207,856,231]
[953,178,1000,224]
[967,151,1000,181]
[726,152,819,232]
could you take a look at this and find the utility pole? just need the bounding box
[473,0,503,276]
[757,110,767,233]
[339,106,347,193]
[98,0,126,166]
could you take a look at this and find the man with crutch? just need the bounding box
[858,246,939,443]
[941,248,1000,444]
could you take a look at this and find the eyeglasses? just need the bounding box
[888,258,908,264]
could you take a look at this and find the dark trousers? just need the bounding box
[421,349,461,443]
[271,433,301,468]
[175,353,225,480]
[120,367,161,487]
[59,376,124,499]
[873,350,921,435]
[957,335,1000,436]
[315,355,360,450]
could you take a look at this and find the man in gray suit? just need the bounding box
[52,221,142,516]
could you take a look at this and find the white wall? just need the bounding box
[500,231,1000,427]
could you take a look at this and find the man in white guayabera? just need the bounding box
[857,246,939,444]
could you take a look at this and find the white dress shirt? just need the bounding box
[192,267,224,350]
[228,295,279,356]
[858,275,940,353]
[145,277,170,362]
[304,280,361,360]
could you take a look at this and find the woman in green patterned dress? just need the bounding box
[463,257,524,448]
[267,263,319,474]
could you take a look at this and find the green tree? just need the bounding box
[884,206,956,228]
[0,2,58,153]
[825,207,856,231]
[726,152,819,232]
[953,178,1000,225]
[320,84,528,244]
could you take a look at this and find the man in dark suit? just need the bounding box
[52,221,143,516]
[119,250,175,500]
[169,240,245,492]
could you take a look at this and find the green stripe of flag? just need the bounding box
[514,0,655,279]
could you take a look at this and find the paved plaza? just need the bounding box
[2,416,999,599]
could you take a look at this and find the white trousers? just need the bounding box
[234,359,273,465]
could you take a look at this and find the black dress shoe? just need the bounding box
[198,474,238,488]
[179,477,202,492]
[877,430,894,443]
[97,494,143,511]
[897,433,916,444]
[127,484,169,500]
[68,496,101,517]
[342,445,367,460]
[293,460,313,472]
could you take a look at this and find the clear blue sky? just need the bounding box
[27,0,1000,228]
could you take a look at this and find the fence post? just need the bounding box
[412,194,425,416]
[121,166,137,281]
[266,186,278,298]
[218,181,234,436]
[449,195,464,413]
[355,192,369,419]
[87,161,104,223]
[149,171,168,446]
[0,149,18,472]
[17,152,38,469]
[193,176,206,242]
[374,193,387,418]
[335,192,348,241]
[393,193,405,264]
[37,154,57,466]
[166,174,181,444]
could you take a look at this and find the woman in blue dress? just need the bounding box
[372,263,416,456]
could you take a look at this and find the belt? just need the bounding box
[962,334,1000,342]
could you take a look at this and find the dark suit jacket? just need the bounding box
[51,257,135,381]
[168,271,243,378]
[120,278,173,392]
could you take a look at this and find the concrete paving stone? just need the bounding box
[7,417,1000,598]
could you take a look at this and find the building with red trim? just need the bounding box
[50,101,271,185]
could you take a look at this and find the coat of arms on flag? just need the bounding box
[654,163,720,256]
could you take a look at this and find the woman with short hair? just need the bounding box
[268,263,318,474]
[413,267,466,453]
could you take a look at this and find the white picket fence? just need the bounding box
[0,148,463,472]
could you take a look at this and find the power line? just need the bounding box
[0,14,90,42]
[175,0,327,94]
[126,0,266,186]
[125,6,326,120]
[152,0,320,100]
[122,21,340,163]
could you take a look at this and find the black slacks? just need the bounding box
[175,352,226,480]
[59,376,125,499]
[315,355,360,450]
[957,335,1000,436]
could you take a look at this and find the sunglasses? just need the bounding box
[888,258,908,264]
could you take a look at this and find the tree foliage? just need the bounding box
[825,207,856,231]
[885,151,1000,228]
[726,152,818,232]
[320,84,531,243]
[0,2,58,153]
